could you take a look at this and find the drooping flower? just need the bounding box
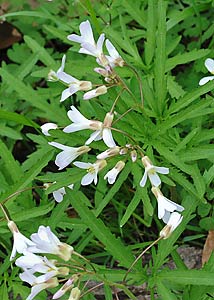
[16,252,69,277]
[199,58,214,86]
[73,160,107,185]
[27,226,73,261]
[151,187,184,223]
[7,221,35,261]
[96,146,120,159]
[105,39,125,67]
[41,123,58,136]
[63,108,116,148]
[140,156,169,187]
[48,142,91,170]
[19,270,58,300]
[67,20,105,63]
[159,212,183,239]
[53,184,74,203]
[53,277,74,299]
[83,85,107,100]
[104,161,125,184]
[48,54,92,102]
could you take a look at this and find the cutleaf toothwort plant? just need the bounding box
[2,20,192,299]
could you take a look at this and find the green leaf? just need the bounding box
[0,110,39,128]
[145,0,157,65]
[157,280,178,300]
[24,35,56,67]
[68,190,137,269]
[158,270,214,285]
[120,188,142,227]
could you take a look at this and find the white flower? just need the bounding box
[41,123,58,136]
[49,142,91,170]
[53,278,74,299]
[151,187,184,223]
[104,161,125,184]
[105,39,124,67]
[53,184,74,203]
[7,221,35,261]
[63,105,103,133]
[63,108,116,148]
[19,270,58,300]
[199,58,214,85]
[48,55,92,102]
[140,156,169,187]
[83,85,107,100]
[96,146,120,159]
[27,226,73,261]
[73,160,107,185]
[67,20,105,61]
[159,212,183,239]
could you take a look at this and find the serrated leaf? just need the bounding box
[167,76,185,99]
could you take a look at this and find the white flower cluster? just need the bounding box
[42,20,184,237]
[8,221,78,300]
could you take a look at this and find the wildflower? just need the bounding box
[105,39,125,67]
[83,85,107,100]
[151,187,184,223]
[63,105,103,133]
[7,221,35,261]
[73,160,107,185]
[199,58,214,86]
[104,161,125,184]
[16,252,69,277]
[48,142,91,170]
[68,287,81,300]
[97,146,120,159]
[41,123,58,136]
[48,55,66,82]
[140,156,169,187]
[67,20,105,62]
[53,184,74,203]
[63,108,116,148]
[19,270,58,300]
[53,277,74,299]
[27,226,73,261]
[130,150,137,162]
[159,212,183,239]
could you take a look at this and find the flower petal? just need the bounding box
[148,172,161,187]
[81,173,94,185]
[102,128,116,148]
[199,76,214,86]
[60,88,72,102]
[85,130,102,145]
[139,171,147,187]
[73,161,91,169]
[57,72,77,85]
[153,166,169,174]
[205,58,214,73]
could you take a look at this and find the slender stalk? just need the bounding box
[112,107,134,125]
[73,251,97,273]
[0,203,10,222]
[2,186,44,205]
[125,63,144,106]
[123,236,163,283]
[80,282,104,298]
[110,88,125,114]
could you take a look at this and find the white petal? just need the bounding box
[55,150,77,170]
[106,39,119,59]
[73,161,91,169]
[60,88,72,102]
[26,284,45,300]
[67,106,89,124]
[63,123,89,133]
[57,71,77,85]
[153,166,169,175]
[97,33,105,54]
[83,89,96,100]
[57,55,66,73]
[139,171,147,187]
[48,142,71,151]
[148,172,161,187]
[85,130,102,145]
[41,123,58,136]
[158,203,166,219]
[53,187,65,203]
[205,58,214,73]
[67,34,83,43]
[199,76,214,86]
[102,128,116,148]
[81,173,94,185]
[80,42,97,57]
[80,20,94,44]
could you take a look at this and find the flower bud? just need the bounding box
[96,146,120,159]
[68,287,81,300]
[130,150,137,162]
[103,112,114,127]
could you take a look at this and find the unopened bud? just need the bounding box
[48,70,58,82]
[53,278,74,299]
[68,287,81,300]
[130,150,137,162]
[97,146,120,159]
[103,112,114,127]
